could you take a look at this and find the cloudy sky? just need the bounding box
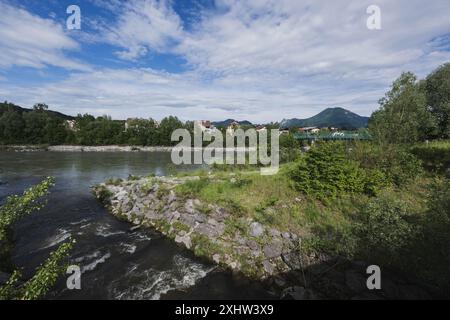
[1,0,450,122]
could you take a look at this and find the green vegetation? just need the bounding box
[0,178,74,300]
[369,63,450,143]
[0,102,188,146]
[174,139,450,292]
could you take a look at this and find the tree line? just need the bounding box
[0,103,191,146]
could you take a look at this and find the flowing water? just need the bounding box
[0,151,274,300]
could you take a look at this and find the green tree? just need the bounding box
[369,72,436,144]
[0,110,25,144]
[23,111,49,144]
[425,63,450,138]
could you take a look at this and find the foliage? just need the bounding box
[351,142,423,186]
[355,195,416,257]
[0,177,55,241]
[425,63,450,139]
[369,72,436,144]
[410,140,450,174]
[0,239,74,300]
[0,178,74,300]
[288,142,376,200]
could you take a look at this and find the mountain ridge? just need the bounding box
[279,107,369,129]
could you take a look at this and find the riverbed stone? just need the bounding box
[249,222,264,237]
[263,241,283,259]
[175,234,192,249]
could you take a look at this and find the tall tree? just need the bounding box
[369,72,436,144]
[425,63,450,138]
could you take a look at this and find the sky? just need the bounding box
[1,0,450,123]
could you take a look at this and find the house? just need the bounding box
[226,121,239,135]
[197,120,217,133]
[279,128,290,134]
[65,120,77,132]
[299,126,320,133]
[124,118,139,131]
[255,125,267,132]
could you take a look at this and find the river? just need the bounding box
[0,151,274,300]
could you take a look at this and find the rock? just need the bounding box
[281,252,303,270]
[263,241,283,259]
[175,234,192,249]
[195,223,222,237]
[249,222,264,237]
[281,232,291,239]
[268,228,281,237]
[246,240,259,251]
[212,254,221,264]
[167,191,176,204]
[262,260,275,275]
[281,286,318,300]
[207,218,218,226]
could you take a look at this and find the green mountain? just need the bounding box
[0,102,75,120]
[212,119,253,127]
[279,107,369,129]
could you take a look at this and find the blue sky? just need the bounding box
[1,0,450,122]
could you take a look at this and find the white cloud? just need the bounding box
[0,1,89,70]
[103,0,183,60]
[2,0,450,122]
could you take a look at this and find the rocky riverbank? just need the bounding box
[93,175,441,299]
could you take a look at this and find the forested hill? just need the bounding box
[0,102,75,120]
[280,107,369,129]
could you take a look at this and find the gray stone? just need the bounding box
[246,240,259,251]
[249,222,264,237]
[268,228,281,237]
[262,260,275,275]
[207,218,218,226]
[281,232,291,239]
[195,223,221,237]
[167,191,176,204]
[212,254,221,264]
[263,241,283,259]
[175,234,192,249]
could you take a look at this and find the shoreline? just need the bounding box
[0,145,257,152]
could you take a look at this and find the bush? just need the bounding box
[410,141,450,174]
[356,196,416,257]
[352,142,423,186]
[289,142,374,200]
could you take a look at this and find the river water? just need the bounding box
[0,151,274,300]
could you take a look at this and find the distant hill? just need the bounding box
[279,107,369,129]
[0,102,75,120]
[212,119,253,127]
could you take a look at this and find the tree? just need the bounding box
[0,111,25,144]
[425,63,450,138]
[32,103,49,112]
[369,72,436,144]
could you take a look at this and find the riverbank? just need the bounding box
[93,172,441,299]
[1,145,256,152]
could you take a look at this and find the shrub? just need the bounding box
[410,141,450,174]
[288,142,367,200]
[356,195,416,258]
[352,142,423,186]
